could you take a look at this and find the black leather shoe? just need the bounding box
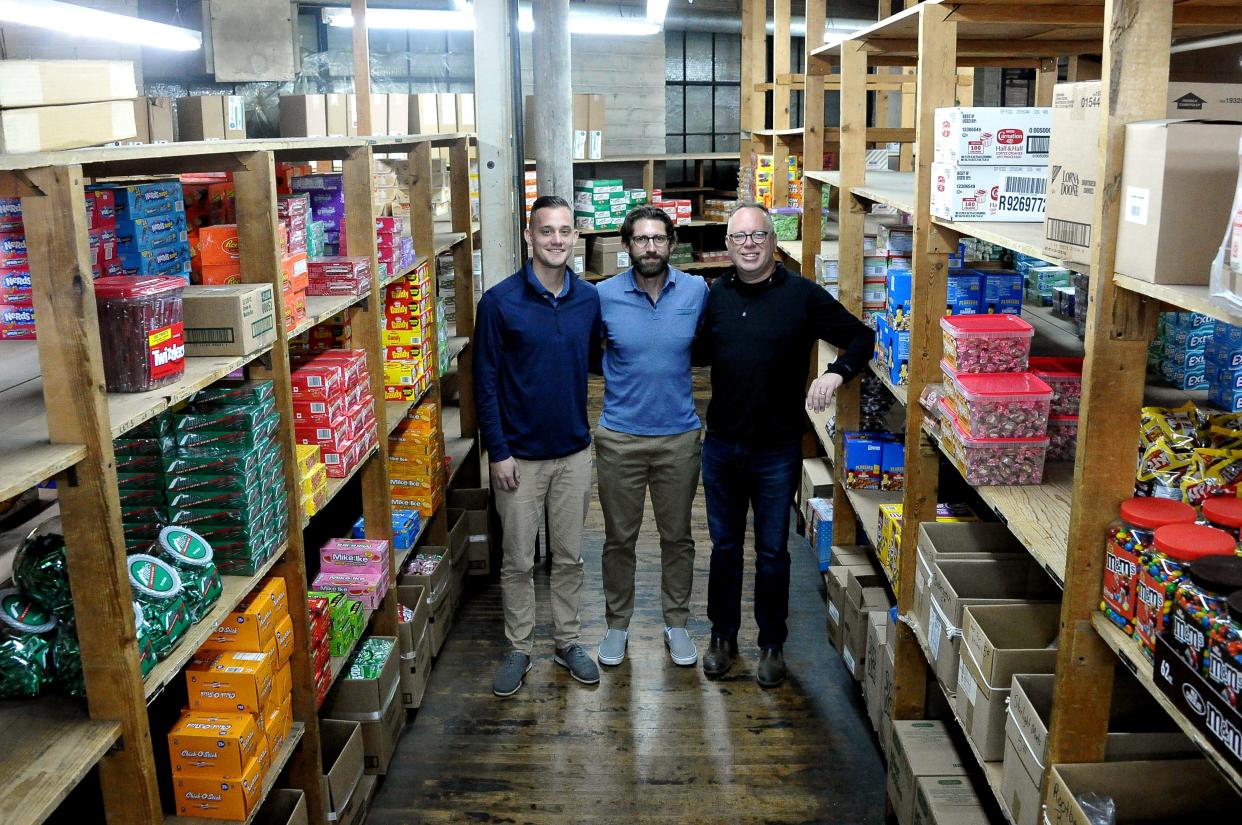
[702,635,738,678]
[756,648,786,688]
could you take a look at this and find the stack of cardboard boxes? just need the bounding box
[388,391,445,518]
[0,59,138,153]
[574,179,641,231]
[312,538,391,615]
[324,636,404,776]
[177,95,246,141]
[382,260,435,403]
[278,92,475,138]
[930,107,1050,223]
[291,349,378,479]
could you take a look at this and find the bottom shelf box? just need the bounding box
[1152,633,1242,777]
[401,624,433,709]
[253,789,307,825]
[318,720,364,821]
[1046,760,1236,825]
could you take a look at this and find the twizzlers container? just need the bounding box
[94,275,186,392]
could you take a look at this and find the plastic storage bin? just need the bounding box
[937,399,1048,486]
[94,275,186,393]
[940,313,1033,373]
[1046,415,1078,462]
[940,362,1052,438]
[1030,356,1084,415]
[1100,497,1197,634]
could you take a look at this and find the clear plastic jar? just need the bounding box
[0,587,57,698]
[1046,416,1078,462]
[939,313,1034,373]
[937,399,1047,486]
[1133,523,1235,658]
[1202,496,1242,549]
[94,275,186,393]
[941,363,1052,438]
[1101,498,1196,634]
[1029,356,1084,416]
[1168,555,1242,673]
[1204,592,1242,708]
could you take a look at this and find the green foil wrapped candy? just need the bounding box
[127,554,192,661]
[13,517,74,617]
[53,622,85,698]
[157,526,222,622]
[0,588,57,698]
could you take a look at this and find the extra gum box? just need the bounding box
[319,537,390,575]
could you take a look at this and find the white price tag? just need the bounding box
[829,603,840,623]
[957,662,978,705]
[1125,186,1150,225]
[928,610,942,660]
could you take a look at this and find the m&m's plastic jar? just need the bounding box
[1168,555,1242,672]
[1133,523,1235,659]
[1102,498,1196,634]
[1202,496,1242,549]
[1205,592,1242,708]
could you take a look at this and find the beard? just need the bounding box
[634,254,668,278]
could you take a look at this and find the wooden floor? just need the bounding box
[368,376,886,825]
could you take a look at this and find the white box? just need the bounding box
[934,107,1051,166]
[930,163,1047,222]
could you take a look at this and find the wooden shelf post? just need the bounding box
[448,137,478,445]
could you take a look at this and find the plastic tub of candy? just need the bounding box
[1046,415,1078,462]
[940,313,1033,373]
[94,275,186,393]
[937,399,1048,486]
[1030,356,1084,415]
[941,364,1051,438]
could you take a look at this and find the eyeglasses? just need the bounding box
[630,234,670,247]
[726,230,770,245]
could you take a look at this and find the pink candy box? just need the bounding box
[940,313,1033,373]
[310,569,388,609]
[937,399,1047,486]
[940,362,1052,439]
[1029,356,1083,416]
[320,537,390,575]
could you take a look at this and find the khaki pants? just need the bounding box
[594,426,701,630]
[494,446,593,654]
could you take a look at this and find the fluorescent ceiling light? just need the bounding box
[324,4,661,36]
[646,0,670,26]
[0,0,202,51]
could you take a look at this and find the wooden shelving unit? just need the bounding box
[0,131,479,825]
[796,0,1242,815]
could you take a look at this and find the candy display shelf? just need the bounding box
[842,486,903,585]
[0,699,122,825]
[1112,274,1242,328]
[302,446,382,531]
[143,545,287,701]
[165,722,306,825]
[385,381,437,438]
[433,232,467,256]
[1090,615,1242,796]
[293,292,368,338]
[443,404,475,488]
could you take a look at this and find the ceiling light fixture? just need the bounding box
[324,4,661,37]
[0,0,202,51]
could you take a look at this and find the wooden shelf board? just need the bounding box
[843,487,904,551]
[803,170,841,188]
[869,361,910,407]
[0,699,122,825]
[852,171,915,214]
[924,424,1069,586]
[1113,274,1242,327]
[1025,304,1084,358]
[292,292,367,338]
[750,128,805,138]
[302,446,380,530]
[0,351,87,498]
[381,256,426,289]
[1091,614,1242,796]
[326,609,376,692]
[680,260,732,272]
[933,217,1090,274]
[166,722,306,825]
[144,544,287,701]
[433,232,467,256]
[525,152,737,165]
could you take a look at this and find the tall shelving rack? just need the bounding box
[0,132,478,825]
[788,0,1242,817]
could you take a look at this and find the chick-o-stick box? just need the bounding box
[173,754,263,820]
[168,711,260,778]
[186,649,275,714]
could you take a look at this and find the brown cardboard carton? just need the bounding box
[1167,82,1242,119]
[182,284,277,357]
[0,59,136,108]
[1042,81,1102,266]
[317,720,364,817]
[148,97,175,143]
[587,94,605,159]
[427,581,454,656]
[880,640,896,759]
[322,636,400,720]
[863,610,890,731]
[395,583,429,656]
[178,95,245,141]
[253,788,308,825]
[387,94,408,136]
[339,773,376,825]
[800,457,833,507]
[326,93,349,137]
[911,777,990,825]
[1115,119,1242,285]
[326,672,403,776]
[1046,761,1235,825]
[826,563,874,651]
[131,98,150,144]
[887,721,968,825]
[401,623,432,709]
[279,95,327,138]
[841,568,891,679]
[0,99,135,153]
[398,545,451,604]
[572,94,588,159]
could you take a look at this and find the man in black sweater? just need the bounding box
[697,202,874,687]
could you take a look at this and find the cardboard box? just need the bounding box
[887,721,968,825]
[182,284,277,357]
[253,789,308,825]
[1151,632,1242,776]
[933,107,1051,166]
[450,488,491,576]
[920,557,1059,690]
[911,777,990,825]
[826,562,877,651]
[318,720,364,819]
[1045,761,1237,825]
[338,773,376,825]
[0,99,135,153]
[178,95,245,141]
[414,94,439,135]
[168,711,261,779]
[173,755,263,820]
[841,568,892,680]
[325,641,403,776]
[914,522,1025,631]
[800,457,833,507]
[863,610,891,731]
[930,163,1048,222]
[132,96,174,144]
[187,649,276,714]
[572,94,588,159]
[1167,81,1242,119]
[387,94,408,136]
[1043,81,1102,266]
[880,638,896,759]
[956,603,1060,761]
[279,95,327,138]
[399,546,451,603]
[1001,673,1195,825]
[587,94,605,159]
[0,59,136,108]
[326,93,349,137]
[427,580,454,656]
[395,583,429,657]
[1115,119,1242,285]
[401,624,432,709]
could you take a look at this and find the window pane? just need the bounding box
[715,34,741,82]
[716,134,740,153]
[686,31,713,82]
[666,134,685,155]
[686,134,712,153]
[666,85,684,134]
[665,31,683,81]
[686,86,712,134]
[714,85,739,134]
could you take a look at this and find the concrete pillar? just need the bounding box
[532,0,573,199]
[474,0,522,288]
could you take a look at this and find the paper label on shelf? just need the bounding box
[828,602,840,623]
[928,610,942,660]
[842,646,856,673]
[1124,186,1150,225]
[957,660,978,705]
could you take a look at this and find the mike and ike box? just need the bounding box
[173,754,263,820]
[186,649,276,714]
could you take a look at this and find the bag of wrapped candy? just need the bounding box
[127,554,193,660]
[0,588,57,699]
[157,526,223,622]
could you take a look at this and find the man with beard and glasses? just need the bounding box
[696,202,873,688]
[475,195,602,697]
[591,205,708,669]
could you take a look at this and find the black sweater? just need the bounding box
[696,263,875,446]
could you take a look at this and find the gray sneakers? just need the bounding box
[597,628,629,666]
[492,650,532,697]
[664,626,698,666]
[554,643,601,684]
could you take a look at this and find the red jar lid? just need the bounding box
[1202,496,1242,529]
[1119,497,1197,529]
[1152,523,1237,561]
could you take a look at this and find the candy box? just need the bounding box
[1,302,36,338]
[290,174,344,192]
[844,432,888,489]
[946,271,983,315]
[312,570,388,610]
[979,270,1023,310]
[172,755,263,820]
[941,313,1033,373]
[0,269,31,303]
[941,367,1052,439]
[94,275,186,393]
[168,710,261,779]
[1028,356,1083,416]
[291,362,346,402]
[99,180,184,220]
[293,396,346,429]
[206,585,279,649]
[938,400,1047,486]
[0,230,27,267]
[186,649,276,714]
[881,440,905,491]
[115,212,188,251]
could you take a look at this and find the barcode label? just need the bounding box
[1005,176,1046,195]
[250,316,275,337]
[232,652,264,660]
[1047,218,1091,248]
[186,327,237,344]
[1026,135,1050,154]
[1125,186,1150,225]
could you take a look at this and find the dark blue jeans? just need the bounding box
[701,432,802,651]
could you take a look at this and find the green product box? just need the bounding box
[572,178,624,193]
[117,470,166,491]
[167,480,266,511]
[191,379,275,407]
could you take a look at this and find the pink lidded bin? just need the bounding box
[1030,356,1083,416]
[1047,415,1078,462]
[940,364,1052,438]
[937,399,1048,486]
[940,313,1034,373]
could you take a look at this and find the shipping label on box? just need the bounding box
[930,163,1047,222]
[934,107,1051,166]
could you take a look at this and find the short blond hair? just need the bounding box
[726,201,776,235]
